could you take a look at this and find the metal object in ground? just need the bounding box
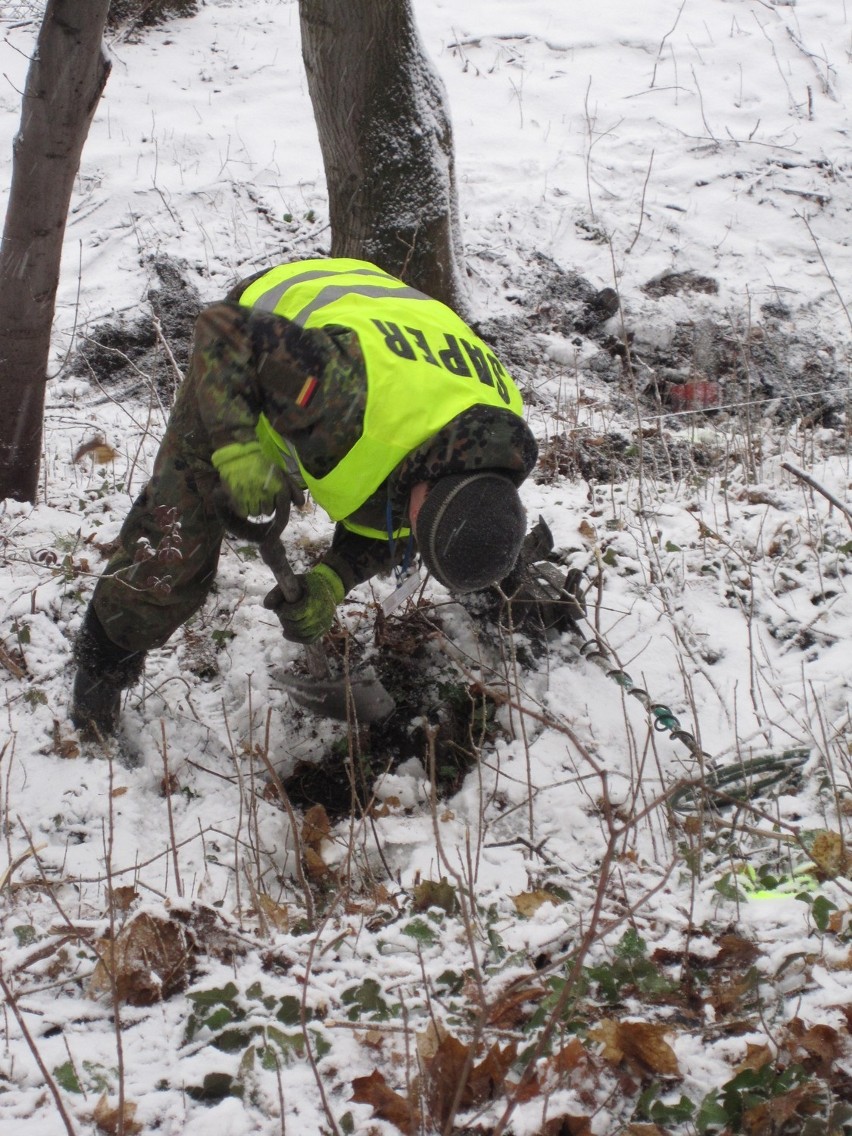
[270,664,395,724]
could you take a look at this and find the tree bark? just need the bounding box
[299,0,468,313]
[0,0,112,503]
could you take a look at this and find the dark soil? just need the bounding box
[72,256,202,404]
[279,607,501,820]
[108,0,199,36]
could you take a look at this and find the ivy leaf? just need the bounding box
[53,1061,82,1094]
[402,918,437,945]
[186,982,238,1008]
[341,977,393,1022]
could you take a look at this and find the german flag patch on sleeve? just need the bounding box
[295,375,318,408]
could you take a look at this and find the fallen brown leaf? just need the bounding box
[412,878,458,915]
[108,886,139,913]
[302,803,331,849]
[542,1115,593,1136]
[88,912,191,1006]
[93,1092,142,1135]
[551,1038,589,1076]
[423,1033,473,1126]
[0,645,26,680]
[590,1019,680,1076]
[257,893,290,932]
[714,933,759,965]
[486,984,545,1030]
[783,1018,842,1075]
[422,1033,516,1127]
[511,889,562,917]
[51,719,79,759]
[466,1041,517,1105]
[809,830,850,878]
[304,846,330,879]
[743,1083,819,1135]
[415,1020,447,1064]
[74,438,118,465]
[735,1042,773,1074]
[351,1069,417,1135]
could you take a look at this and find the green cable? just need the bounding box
[572,616,809,812]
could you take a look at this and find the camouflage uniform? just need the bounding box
[87,276,538,658]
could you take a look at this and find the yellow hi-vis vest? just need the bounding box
[239,259,524,530]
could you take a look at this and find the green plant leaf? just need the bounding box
[204,1006,236,1033]
[402,918,437,945]
[636,1084,695,1124]
[586,961,622,1003]
[53,1062,82,1094]
[615,927,647,961]
[487,927,506,961]
[81,1061,114,1094]
[264,1026,305,1066]
[341,977,393,1022]
[714,871,745,901]
[212,1027,255,1053]
[187,982,239,1007]
[276,995,304,1026]
[435,969,464,995]
[13,925,37,947]
[812,894,837,932]
[695,1091,729,1134]
[186,1072,241,1101]
[651,1094,694,1123]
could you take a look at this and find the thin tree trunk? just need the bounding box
[299,0,468,313]
[0,0,112,503]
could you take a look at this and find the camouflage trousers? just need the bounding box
[89,375,227,655]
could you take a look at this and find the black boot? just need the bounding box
[71,609,145,741]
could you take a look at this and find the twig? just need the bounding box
[782,461,852,531]
[490,826,622,1136]
[300,896,344,1136]
[0,967,79,1136]
[797,211,852,337]
[323,1018,528,1040]
[691,64,719,144]
[626,148,655,255]
[159,721,183,897]
[104,758,127,1136]
[151,315,185,389]
[254,723,315,927]
[0,841,47,890]
[650,0,687,88]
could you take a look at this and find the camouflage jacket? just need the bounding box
[191,280,537,592]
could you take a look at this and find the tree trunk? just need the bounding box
[299,0,468,313]
[0,0,111,503]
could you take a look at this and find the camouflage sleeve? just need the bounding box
[320,525,403,594]
[192,302,263,453]
[191,300,345,456]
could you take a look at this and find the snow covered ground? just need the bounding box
[1,1,850,1133]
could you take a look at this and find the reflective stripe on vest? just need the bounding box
[239,258,524,524]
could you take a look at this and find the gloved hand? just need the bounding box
[263,564,344,645]
[211,441,287,518]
